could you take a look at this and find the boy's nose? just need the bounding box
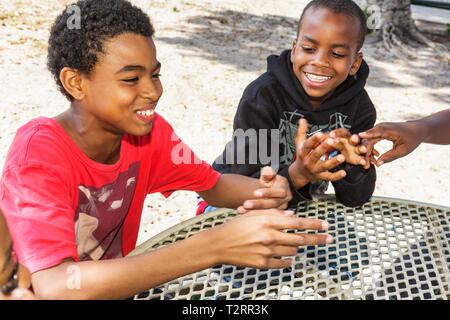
[141,78,162,101]
[312,50,329,68]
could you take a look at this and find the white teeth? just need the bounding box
[137,110,154,117]
[305,73,331,82]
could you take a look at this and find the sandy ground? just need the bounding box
[0,0,448,247]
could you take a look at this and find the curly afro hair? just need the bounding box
[47,0,155,101]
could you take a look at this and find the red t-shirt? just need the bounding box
[0,114,220,274]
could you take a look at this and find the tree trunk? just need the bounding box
[357,0,447,58]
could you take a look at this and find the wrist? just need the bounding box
[189,227,223,267]
[288,165,309,189]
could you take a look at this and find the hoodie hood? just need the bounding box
[267,49,370,112]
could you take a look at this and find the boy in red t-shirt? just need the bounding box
[0,0,336,299]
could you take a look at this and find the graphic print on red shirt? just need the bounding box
[75,162,140,261]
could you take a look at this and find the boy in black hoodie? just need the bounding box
[198,0,376,212]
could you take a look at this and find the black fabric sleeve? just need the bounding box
[331,92,377,207]
[213,79,279,178]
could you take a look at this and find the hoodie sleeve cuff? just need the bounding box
[278,166,312,206]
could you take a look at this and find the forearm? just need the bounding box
[417,109,450,145]
[197,173,262,208]
[32,231,218,300]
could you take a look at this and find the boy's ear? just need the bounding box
[349,52,363,76]
[290,40,297,64]
[59,67,86,101]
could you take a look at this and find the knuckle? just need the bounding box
[261,233,275,246]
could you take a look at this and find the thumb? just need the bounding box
[376,148,402,166]
[260,166,276,187]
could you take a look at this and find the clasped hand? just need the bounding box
[288,119,369,188]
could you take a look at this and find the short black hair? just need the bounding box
[297,0,367,52]
[47,0,154,101]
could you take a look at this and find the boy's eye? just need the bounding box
[332,52,346,58]
[122,77,139,83]
[301,46,314,52]
[152,73,162,79]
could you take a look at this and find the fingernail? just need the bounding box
[284,210,295,215]
[321,221,330,230]
[378,161,384,166]
[326,236,334,244]
[254,191,263,197]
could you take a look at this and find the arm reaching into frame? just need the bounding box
[359,109,450,168]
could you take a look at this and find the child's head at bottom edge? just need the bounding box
[47,0,163,137]
[291,0,367,107]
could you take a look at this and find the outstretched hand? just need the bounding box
[209,208,333,269]
[359,121,425,168]
[238,166,292,214]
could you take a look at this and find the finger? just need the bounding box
[271,245,300,257]
[306,138,336,164]
[259,166,276,187]
[236,206,248,214]
[253,187,287,199]
[358,126,386,139]
[298,131,325,159]
[361,138,379,169]
[270,215,331,231]
[350,134,360,146]
[266,257,294,269]
[317,169,347,181]
[11,288,37,300]
[296,233,334,246]
[242,198,287,211]
[294,118,309,148]
[277,202,288,210]
[329,128,351,139]
[314,153,345,172]
[272,230,334,248]
[358,145,367,154]
[376,148,404,166]
[372,148,380,157]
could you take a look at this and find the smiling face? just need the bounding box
[80,33,163,136]
[291,7,363,108]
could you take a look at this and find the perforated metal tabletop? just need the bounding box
[128,195,450,300]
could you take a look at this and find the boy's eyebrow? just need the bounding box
[331,43,351,50]
[115,61,161,74]
[300,35,351,50]
[300,35,318,44]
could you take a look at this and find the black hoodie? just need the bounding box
[213,49,377,208]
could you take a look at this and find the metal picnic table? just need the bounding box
[128,195,450,300]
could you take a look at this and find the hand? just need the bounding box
[328,129,368,167]
[0,287,37,300]
[0,263,36,300]
[359,121,426,167]
[210,209,333,269]
[238,166,292,214]
[288,119,347,188]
